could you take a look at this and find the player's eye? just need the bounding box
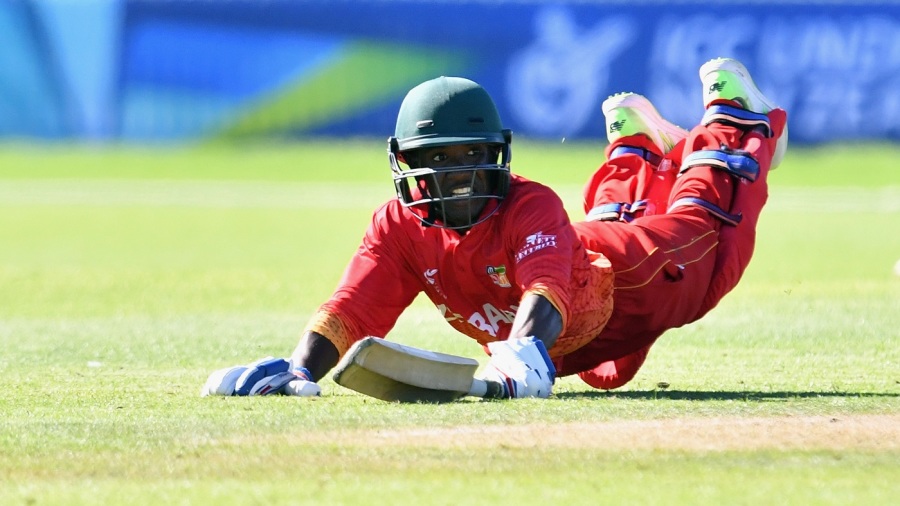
[468,147,491,163]
[431,153,448,163]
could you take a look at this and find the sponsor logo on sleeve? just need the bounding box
[515,231,557,262]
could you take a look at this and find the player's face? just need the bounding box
[419,143,493,228]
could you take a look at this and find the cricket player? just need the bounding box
[203,57,787,399]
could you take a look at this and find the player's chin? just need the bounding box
[441,201,486,227]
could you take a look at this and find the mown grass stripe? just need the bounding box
[0,180,394,209]
[0,180,897,214]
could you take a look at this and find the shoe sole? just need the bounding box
[700,58,788,169]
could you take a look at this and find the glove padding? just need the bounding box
[201,364,249,396]
[201,357,321,397]
[477,336,556,399]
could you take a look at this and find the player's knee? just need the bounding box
[578,358,641,390]
[578,369,636,390]
[577,346,651,390]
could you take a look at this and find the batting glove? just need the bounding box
[201,357,321,397]
[477,336,556,399]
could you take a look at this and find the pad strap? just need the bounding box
[586,199,649,223]
[669,197,742,226]
[702,104,772,137]
[680,148,760,182]
[292,366,314,382]
[609,146,662,166]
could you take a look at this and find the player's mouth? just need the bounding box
[450,186,474,198]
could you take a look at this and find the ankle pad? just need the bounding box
[680,147,760,182]
[702,104,772,137]
[609,146,662,166]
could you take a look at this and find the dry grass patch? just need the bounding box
[266,414,900,452]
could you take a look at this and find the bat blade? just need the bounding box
[332,337,503,402]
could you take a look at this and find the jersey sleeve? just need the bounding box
[309,204,421,356]
[506,184,579,331]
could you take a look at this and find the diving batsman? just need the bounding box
[203,57,788,400]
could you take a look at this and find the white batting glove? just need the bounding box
[477,336,556,399]
[201,364,248,396]
[200,357,321,397]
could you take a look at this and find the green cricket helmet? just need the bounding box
[388,76,512,230]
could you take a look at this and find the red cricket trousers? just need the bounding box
[557,110,786,388]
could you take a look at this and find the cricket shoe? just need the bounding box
[700,57,788,169]
[602,92,688,155]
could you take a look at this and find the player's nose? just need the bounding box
[439,169,473,187]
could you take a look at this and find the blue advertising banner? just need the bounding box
[2,0,899,143]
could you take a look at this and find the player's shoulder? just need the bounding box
[368,198,426,238]
[510,173,556,191]
[373,198,409,222]
[507,173,564,204]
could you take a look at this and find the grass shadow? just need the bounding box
[554,390,900,401]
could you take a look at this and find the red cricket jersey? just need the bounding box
[314,174,614,357]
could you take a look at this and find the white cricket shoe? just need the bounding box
[699,57,788,168]
[602,92,688,154]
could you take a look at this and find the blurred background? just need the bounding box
[3,0,899,145]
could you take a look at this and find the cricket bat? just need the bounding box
[332,337,505,402]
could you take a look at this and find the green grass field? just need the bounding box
[1,140,898,505]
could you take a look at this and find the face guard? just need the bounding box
[388,76,513,230]
[388,134,512,230]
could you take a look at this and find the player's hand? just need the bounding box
[477,336,556,398]
[200,357,321,397]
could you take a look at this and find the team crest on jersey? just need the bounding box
[486,265,511,288]
[515,231,557,262]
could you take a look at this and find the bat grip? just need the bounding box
[468,378,507,399]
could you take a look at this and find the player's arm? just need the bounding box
[506,186,575,352]
[478,294,559,399]
[474,185,571,398]
[291,330,339,382]
[508,292,562,350]
[472,291,560,399]
[201,204,418,397]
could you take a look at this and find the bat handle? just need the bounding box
[468,378,507,399]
